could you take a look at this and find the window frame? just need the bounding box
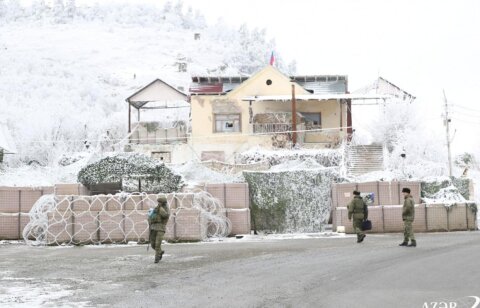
[301,112,322,128]
[213,113,242,133]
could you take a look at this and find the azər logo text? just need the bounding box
[423,296,480,308]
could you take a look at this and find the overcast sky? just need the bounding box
[56,0,480,153]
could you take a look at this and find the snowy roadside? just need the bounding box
[0,232,351,249]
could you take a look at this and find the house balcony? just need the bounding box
[128,121,187,145]
[252,123,306,146]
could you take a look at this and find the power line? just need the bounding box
[451,104,480,113]
[11,125,354,145]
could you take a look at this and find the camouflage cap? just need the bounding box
[157,196,167,204]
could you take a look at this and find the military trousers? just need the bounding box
[352,218,365,237]
[403,220,415,241]
[151,230,165,257]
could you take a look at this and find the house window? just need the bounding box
[214,114,241,133]
[302,113,321,129]
[151,151,171,163]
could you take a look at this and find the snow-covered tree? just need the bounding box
[64,0,76,19]
[163,1,172,13]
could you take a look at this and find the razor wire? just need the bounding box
[23,191,232,246]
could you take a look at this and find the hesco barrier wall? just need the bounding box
[332,181,422,208]
[334,203,477,234]
[0,186,54,240]
[2,183,251,242]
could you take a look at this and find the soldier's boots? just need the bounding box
[399,240,408,246]
[154,251,165,264]
[357,234,366,243]
[408,240,417,247]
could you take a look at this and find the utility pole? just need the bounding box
[443,89,453,177]
[291,84,297,146]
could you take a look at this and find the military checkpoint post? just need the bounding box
[148,196,171,263]
[347,188,417,247]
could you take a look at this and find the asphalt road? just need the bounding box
[0,232,479,308]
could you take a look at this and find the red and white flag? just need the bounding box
[269,51,275,66]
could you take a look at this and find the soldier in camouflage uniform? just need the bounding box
[399,187,416,247]
[348,191,368,243]
[149,196,171,263]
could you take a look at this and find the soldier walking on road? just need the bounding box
[399,188,416,247]
[148,196,171,263]
[348,191,368,243]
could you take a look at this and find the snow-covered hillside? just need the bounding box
[0,0,294,167]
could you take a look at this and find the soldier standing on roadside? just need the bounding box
[148,196,171,263]
[399,187,416,247]
[348,190,368,243]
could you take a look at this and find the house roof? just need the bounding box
[190,67,348,95]
[354,77,416,102]
[126,78,188,109]
[242,93,390,102]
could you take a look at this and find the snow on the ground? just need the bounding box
[170,161,244,187]
[0,277,90,307]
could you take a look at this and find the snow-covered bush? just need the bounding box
[244,168,339,233]
[77,153,183,193]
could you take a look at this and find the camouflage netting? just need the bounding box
[244,168,340,233]
[77,153,183,193]
[421,177,471,200]
[236,148,343,167]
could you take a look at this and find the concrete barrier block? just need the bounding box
[72,211,99,244]
[206,184,226,207]
[383,206,404,232]
[106,196,123,212]
[164,216,175,241]
[466,203,477,230]
[99,211,125,243]
[225,183,249,209]
[0,189,20,213]
[175,193,194,209]
[20,190,43,213]
[447,203,468,231]
[366,206,384,233]
[123,195,144,211]
[46,212,73,244]
[175,208,206,241]
[55,196,71,211]
[335,183,357,208]
[426,204,448,232]
[124,210,149,242]
[0,213,19,240]
[20,213,31,238]
[41,186,55,195]
[226,208,251,235]
[335,207,353,234]
[412,204,427,232]
[378,181,400,206]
